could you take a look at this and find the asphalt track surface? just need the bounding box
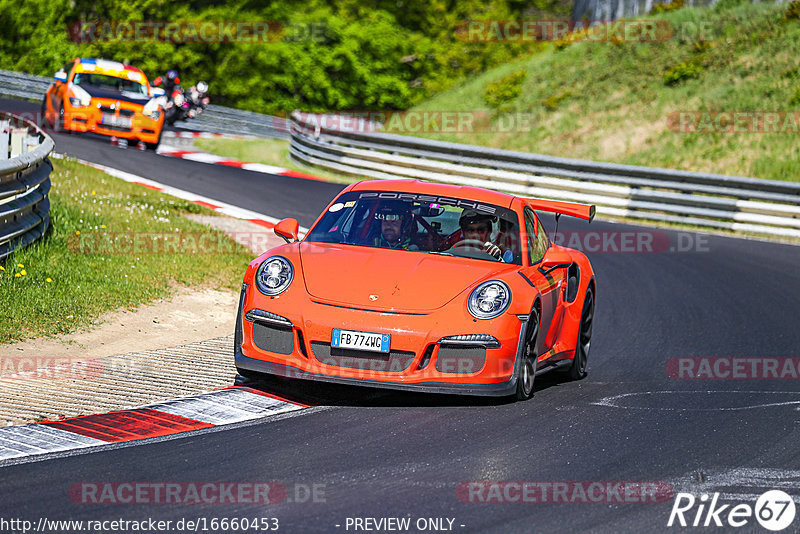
[3,96,800,533]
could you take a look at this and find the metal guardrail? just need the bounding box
[289,112,800,239]
[0,112,54,261]
[174,105,290,139]
[0,69,289,140]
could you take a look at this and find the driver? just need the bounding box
[458,209,504,260]
[373,201,417,250]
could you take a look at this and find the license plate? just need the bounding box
[101,114,132,128]
[331,329,390,353]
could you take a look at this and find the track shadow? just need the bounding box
[236,371,571,408]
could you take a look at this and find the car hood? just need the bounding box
[299,242,512,312]
[79,84,150,106]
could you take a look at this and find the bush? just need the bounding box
[542,90,572,111]
[790,87,800,106]
[650,0,684,14]
[692,40,715,53]
[552,37,573,51]
[484,69,527,109]
[785,0,800,20]
[663,59,704,85]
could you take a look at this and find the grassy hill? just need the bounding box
[408,0,800,181]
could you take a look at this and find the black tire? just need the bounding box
[566,286,594,381]
[515,306,540,401]
[165,107,179,126]
[235,369,269,386]
[54,103,66,132]
[40,96,48,128]
[144,129,163,151]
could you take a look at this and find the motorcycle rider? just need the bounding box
[152,69,180,95]
[186,81,210,118]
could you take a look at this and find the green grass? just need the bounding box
[407,1,800,181]
[192,137,354,184]
[0,158,253,344]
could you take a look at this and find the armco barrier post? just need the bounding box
[0,132,8,160]
[0,111,54,260]
[9,128,26,158]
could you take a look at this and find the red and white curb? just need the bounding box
[52,153,309,233]
[156,144,328,182]
[0,387,307,461]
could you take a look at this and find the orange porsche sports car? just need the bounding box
[42,58,165,149]
[234,180,596,400]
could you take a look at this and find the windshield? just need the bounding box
[306,190,522,264]
[73,72,149,96]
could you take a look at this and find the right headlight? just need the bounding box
[142,98,162,120]
[467,280,511,320]
[255,256,294,295]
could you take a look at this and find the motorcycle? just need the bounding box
[164,81,210,126]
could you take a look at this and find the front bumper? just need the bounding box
[234,284,529,397]
[63,102,162,143]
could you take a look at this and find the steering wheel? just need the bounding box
[452,239,489,249]
[449,239,505,261]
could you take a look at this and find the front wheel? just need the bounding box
[515,307,539,400]
[144,129,163,151]
[53,103,68,132]
[566,286,594,381]
[165,108,181,126]
[40,96,48,128]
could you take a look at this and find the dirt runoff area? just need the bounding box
[0,215,284,425]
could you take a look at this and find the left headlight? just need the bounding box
[255,256,294,295]
[467,280,511,320]
[67,83,92,107]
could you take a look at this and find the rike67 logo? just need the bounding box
[668,490,796,531]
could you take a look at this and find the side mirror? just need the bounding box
[54,71,67,83]
[274,218,299,244]
[151,87,166,97]
[538,249,572,276]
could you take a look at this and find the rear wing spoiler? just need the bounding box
[522,198,595,222]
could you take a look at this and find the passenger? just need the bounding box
[458,209,505,260]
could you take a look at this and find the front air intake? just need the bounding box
[251,323,294,355]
